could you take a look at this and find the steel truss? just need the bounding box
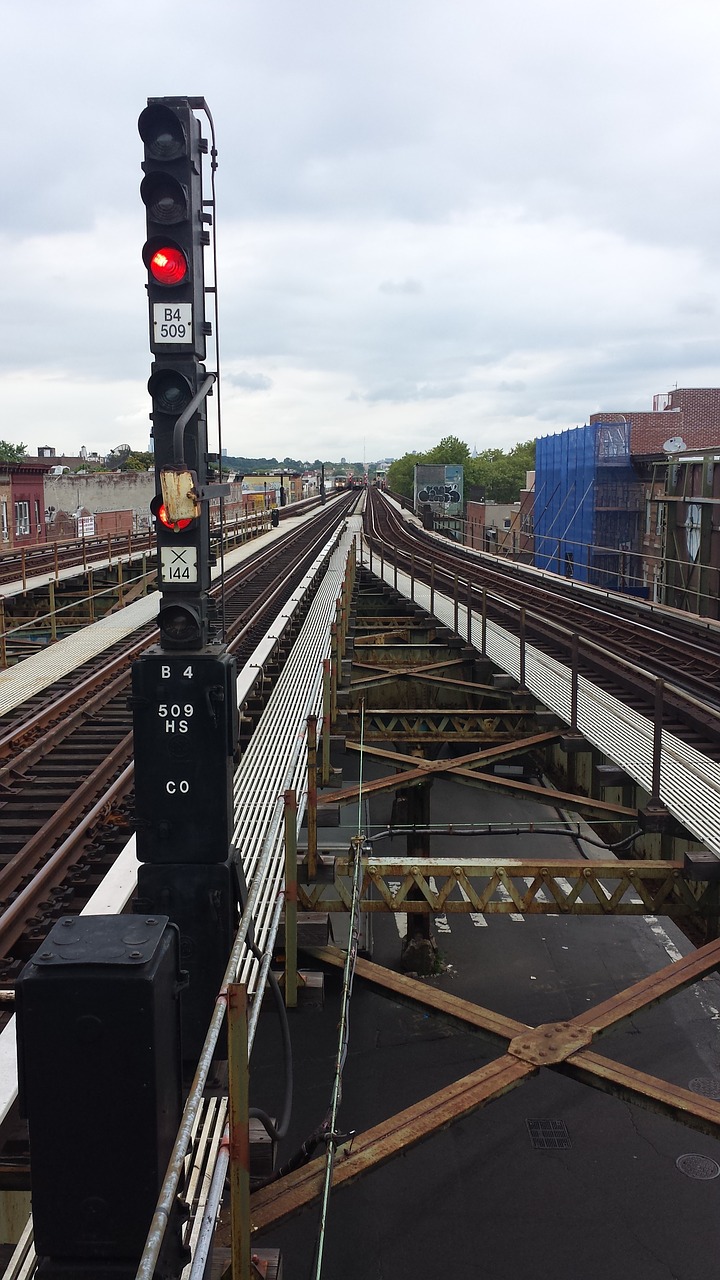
[298,855,715,919]
[251,938,720,1232]
[254,555,720,1251]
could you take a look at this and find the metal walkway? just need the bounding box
[361,534,720,860]
[0,514,361,1280]
[0,510,312,718]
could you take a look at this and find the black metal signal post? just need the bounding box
[139,95,214,650]
[133,97,240,1064]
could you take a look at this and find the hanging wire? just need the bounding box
[356,698,365,839]
[311,702,366,1280]
[189,98,227,639]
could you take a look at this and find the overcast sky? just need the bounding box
[4,0,720,464]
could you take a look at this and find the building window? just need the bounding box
[15,501,29,537]
[34,499,41,534]
[1,502,7,542]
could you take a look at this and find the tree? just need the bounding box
[387,435,535,505]
[124,450,154,472]
[468,439,535,502]
[386,452,424,500]
[0,441,27,464]
[423,436,471,465]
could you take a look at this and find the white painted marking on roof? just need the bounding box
[458,881,487,926]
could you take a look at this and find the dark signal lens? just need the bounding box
[140,174,188,225]
[138,105,186,161]
[149,246,187,285]
[148,369,193,415]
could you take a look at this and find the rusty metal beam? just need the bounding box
[350,666,514,698]
[251,941,720,1232]
[344,707,548,744]
[303,944,527,1041]
[298,857,711,918]
[320,736,636,819]
[300,943,720,1147]
[250,1054,533,1234]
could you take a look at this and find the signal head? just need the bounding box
[140,172,188,226]
[150,494,194,533]
[158,600,205,649]
[138,103,187,162]
[143,240,188,286]
[147,367,194,416]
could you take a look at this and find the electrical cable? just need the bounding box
[310,703,366,1280]
[189,97,227,640]
[245,936,293,1142]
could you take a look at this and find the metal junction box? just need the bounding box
[16,915,184,1274]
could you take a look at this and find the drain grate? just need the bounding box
[526,1118,571,1149]
[676,1153,720,1181]
[689,1077,720,1101]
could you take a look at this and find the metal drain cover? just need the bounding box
[526,1118,571,1149]
[689,1077,720,1100]
[676,1153,720,1180]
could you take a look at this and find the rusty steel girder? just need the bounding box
[343,707,541,743]
[319,737,638,821]
[297,856,713,919]
[250,939,720,1233]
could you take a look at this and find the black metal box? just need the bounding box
[136,860,238,1065]
[132,646,238,863]
[16,915,183,1265]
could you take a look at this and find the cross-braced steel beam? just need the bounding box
[250,938,720,1232]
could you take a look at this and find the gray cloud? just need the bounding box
[3,0,720,462]
[225,371,274,392]
[354,380,464,404]
[379,279,424,295]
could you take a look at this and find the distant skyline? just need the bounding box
[4,0,720,463]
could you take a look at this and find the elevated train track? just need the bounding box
[0,494,356,982]
[0,496,323,592]
[4,488,720,1279]
[0,501,364,1280]
[365,487,720,753]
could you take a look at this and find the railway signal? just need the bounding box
[139,96,217,652]
[135,97,240,1067]
[139,97,209,362]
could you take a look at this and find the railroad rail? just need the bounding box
[0,494,356,981]
[365,487,720,752]
[0,507,363,1280]
[0,497,324,590]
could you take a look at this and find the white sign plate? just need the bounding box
[160,545,198,584]
[153,303,193,344]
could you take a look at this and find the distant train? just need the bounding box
[333,472,364,491]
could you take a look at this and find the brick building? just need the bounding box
[0,461,53,548]
[589,388,720,455]
[534,390,720,612]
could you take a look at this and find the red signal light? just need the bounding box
[155,501,193,532]
[149,246,188,286]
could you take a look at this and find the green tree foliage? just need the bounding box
[468,439,535,502]
[124,451,155,472]
[0,441,28,464]
[386,436,535,504]
[386,452,424,499]
[423,435,471,465]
